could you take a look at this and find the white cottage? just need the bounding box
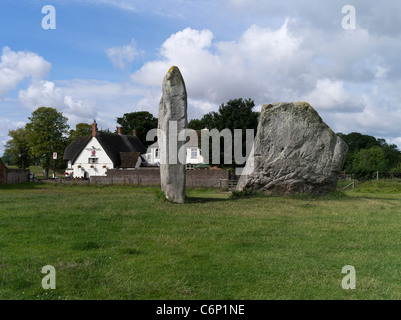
[145,129,205,169]
[63,121,146,178]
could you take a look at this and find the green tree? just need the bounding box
[116,111,158,147]
[207,98,258,131]
[379,141,401,170]
[352,147,388,179]
[4,127,31,168]
[187,119,206,130]
[199,98,259,168]
[337,132,401,175]
[0,152,13,165]
[26,107,70,177]
[68,123,92,142]
[336,132,380,153]
[389,162,401,174]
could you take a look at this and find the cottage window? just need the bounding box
[88,158,98,164]
[155,148,160,159]
[191,148,198,159]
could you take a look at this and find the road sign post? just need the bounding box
[53,152,57,179]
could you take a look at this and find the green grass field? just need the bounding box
[0,181,401,300]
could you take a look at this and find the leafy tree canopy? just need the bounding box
[26,107,69,175]
[68,123,92,142]
[0,152,13,165]
[4,127,31,168]
[187,119,206,131]
[337,132,401,178]
[352,147,388,179]
[116,111,158,147]
[190,98,259,168]
[337,132,380,153]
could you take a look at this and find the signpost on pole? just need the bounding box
[53,152,57,179]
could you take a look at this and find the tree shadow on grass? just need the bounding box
[349,196,401,201]
[185,196,229,204]
[0,181,47,190]
[154,188,231,204]
[228,189,353,202]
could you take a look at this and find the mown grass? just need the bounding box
[0,181,401,300]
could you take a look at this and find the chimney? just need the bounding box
[117,126,122,135]
[92,120,97,137]
[132,129,137,136]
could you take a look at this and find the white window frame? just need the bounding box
[155,148,160,159]
[190,148,198,159]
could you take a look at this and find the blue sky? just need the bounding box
[1,0,401,155]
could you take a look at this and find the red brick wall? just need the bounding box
[91,168,229,188]
[107,168,160,186]
[186,169,229,188]
[0,159,30,184]
[5,169,30,184]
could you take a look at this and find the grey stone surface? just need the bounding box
[158,66,187,203]
[236,102,348,195]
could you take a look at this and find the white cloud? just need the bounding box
[19,80,64,109]
[131,28,216,88]
[3,0,401,152]
[55,79,160,120]
[55,79,146,100]
[391,137,401,147]
[18,80,100,130]
[304,79,364,112]
[17,76,162,135]
[105,39,139,70]
[355,94,401,137]
[320,83,401,143]
[0,47,51,97]
[188,98,218,119]
[63,96,99,123]
[131,23,306,104]
[128,21,401,149]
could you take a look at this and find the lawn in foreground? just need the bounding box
[0,181,401,300]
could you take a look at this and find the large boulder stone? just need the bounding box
[158,66,187,203]
[236,102,348,195]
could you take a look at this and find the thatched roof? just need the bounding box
[64,131,146,167]
[119,152,140,168]
[63,136,91,164]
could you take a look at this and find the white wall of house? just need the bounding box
[148,147,160,163]
[66,137,113,178]
[186,147,203,164]
[146,146,204,165]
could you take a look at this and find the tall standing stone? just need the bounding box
[236,102,348,195]
[158,66,187,203]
